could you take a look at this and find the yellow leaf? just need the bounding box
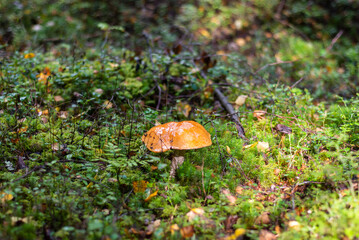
[145,190,158,202]
[109,63,119,68]
[37,67,51,84]
[103,100,113,109]
[24,53,35,59]
[243,142,258,149]
[191,208,204,215]
[86,182,93,188]
[133,180,148,193]
[17,126,28,134]
[170,224,179,235]
[224,228,246,240]
[0,191,13,203]
[226,146,231,154]
[198,28,210,38]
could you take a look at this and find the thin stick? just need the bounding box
[326,30,344,52]
[214,88,247,140]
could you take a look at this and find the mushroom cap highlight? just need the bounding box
[142,121,212,153]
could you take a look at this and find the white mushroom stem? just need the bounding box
[169,155,185,178]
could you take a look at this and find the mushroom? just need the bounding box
[142,121,212,178]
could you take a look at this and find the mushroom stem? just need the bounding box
[169,151,185,178]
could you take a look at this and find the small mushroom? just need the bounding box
[275,124,292,148]
[142,121,212,178]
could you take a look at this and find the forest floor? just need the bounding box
[1,1,359,239]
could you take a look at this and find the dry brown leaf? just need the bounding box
[94,88,104,94]
[253,110,267,120]
[234,95,248,109]
[275,124,292,134]
[51,143,59,151]
[57,111,68,119]
[54,95,64,102]
[259,229,277,240]
[221,189,237,205]
[146,219,161,235]
[255,212,271,225]
[180,225,194,238]
[235,186,243,195]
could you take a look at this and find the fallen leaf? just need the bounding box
[255,212,271,225]
[235,186,243,194]
[226,146,231,154]
[221,189,237,205]
[259,229,277,240]
[109,63,119,68]
[253,110,267,120]
[103,100,113,109]
[94,88,104,94]
[235,38,246,47]
[224,228,245,240]
[108,178,118,183]
[180,225,194,238]
[37,67,51,84]
[16,126,28,134]
[275,124,292,134]
[257,142,269,152]
[57,111,68,119]
[235,95,248,107]
[198,28,210,38]
[170,224,179,235]
[243,142,258,149]
[288,221,301,231]
[24,53,35,59]
[145,190,158,202]
[51,143,59,151]
[54,95,64,102]
[0,191,13,204]
[186,208,205,221]
[133,180,148,193]
[146,219,161,235]
[223,215,239,232]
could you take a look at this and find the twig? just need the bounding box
[214,88,247,140]
[326,30,344,52]
[201,158,206,197]
[211,121,226,176]
[255,60,297,74]
[290,76,305,88]
[0,165,44,191]
[231,157,250,181]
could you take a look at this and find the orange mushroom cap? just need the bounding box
[142,121,212,153]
